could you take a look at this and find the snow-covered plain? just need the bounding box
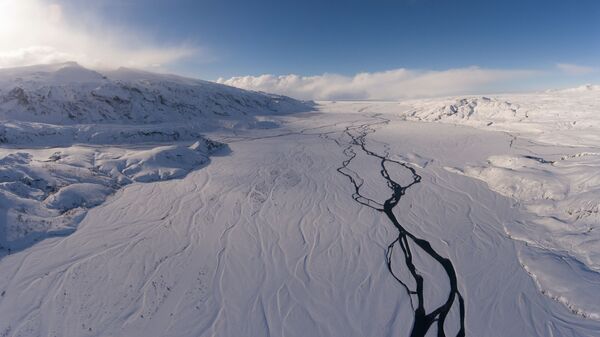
[1,63,600,336]
[323,89,600,324]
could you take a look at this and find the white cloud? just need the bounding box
[0,0,198,70]
[218,67,537,100]
[556,63,597,76]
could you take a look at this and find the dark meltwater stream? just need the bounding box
[223,115,466,335]
[333,117,466,337]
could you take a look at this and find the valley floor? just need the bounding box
[1,109,600,336]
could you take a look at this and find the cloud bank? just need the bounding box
[217,67,537,100]
[556,63,597,76]
[0,0,197,69]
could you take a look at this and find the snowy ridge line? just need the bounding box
[0,62,311,125]
[458,141,600,322]
[518,246,600,321]
[0,121,210,147]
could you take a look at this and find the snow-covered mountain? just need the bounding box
[2,65,600,337]
[0,62,311,252]
[0,62,309,125]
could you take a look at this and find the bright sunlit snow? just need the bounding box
[0,63,600,337]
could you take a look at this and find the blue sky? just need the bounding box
[57,0,600,78]
[1,0,599,98]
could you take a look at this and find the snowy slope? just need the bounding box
[0,139,223,251]
[0,62,311,147]
[0,62,310,252]
[0,62,308,126]
[1,68,600,337]
[320,90,600,326]
[1,111,600,337]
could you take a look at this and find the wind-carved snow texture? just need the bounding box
[2,106,600,336]
[457,152,600,320]
[333,118,465,336]
[417,90,600,322]
[406,97,524,124]
[0,139,223,251]
[0,62,310,253]
[324,88,600,325]
[0,62,310,148]
[2,61,600,336]
[0,62,308,126]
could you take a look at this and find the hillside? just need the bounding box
[0,63,311,252]
[0,62,308,126]
[1,68,600,336]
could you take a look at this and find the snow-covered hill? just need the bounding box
[406,96,525,123]
[0,62,308,126]
[2,69,600,337]
[0,62,312,148]
[0,62,310,252]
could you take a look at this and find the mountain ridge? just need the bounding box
[0,62,311,125]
